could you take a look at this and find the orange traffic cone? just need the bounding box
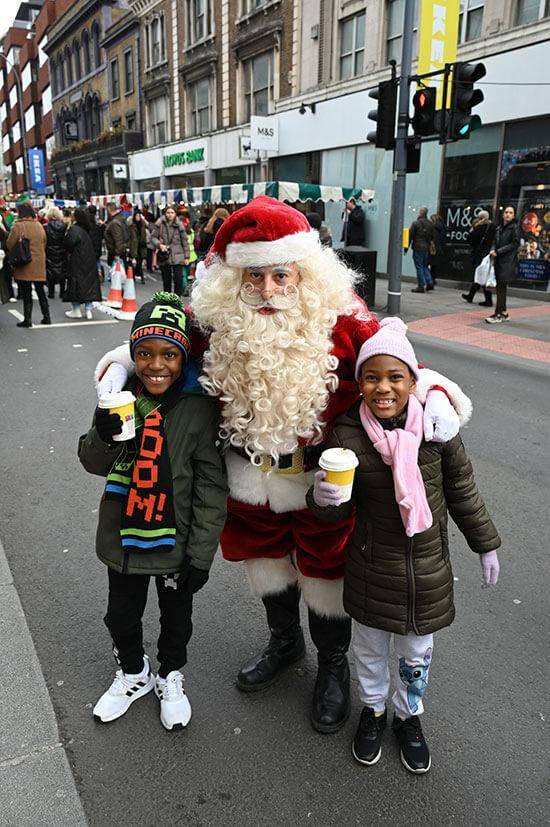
[116,263,138,320]
[105,258,123,308]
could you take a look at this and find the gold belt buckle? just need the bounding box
[260,448,304,475]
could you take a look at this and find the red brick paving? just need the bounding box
[408,305,550,364]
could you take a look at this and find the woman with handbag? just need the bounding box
[6,203,50,328]
[462,211,496,307]
[151,206,190,297]
[486,206,520,325]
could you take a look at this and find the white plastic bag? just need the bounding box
[485,265,496,289]
[474,254,493,286]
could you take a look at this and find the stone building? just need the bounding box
[47,0,142,198]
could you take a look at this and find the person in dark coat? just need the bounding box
[44,206,69,299]
[462,210,497,307]
[428,213,447,285]
[309,318,500,775]
[128,208,148,284]
[407,208,435,293]
[63,208,102,320]
[87,205,105,280]
[104,203,130,267]
[196,208,229,259]
[341,198,365,247]
[486,205,520,324]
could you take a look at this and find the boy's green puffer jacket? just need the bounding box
[79,389,228,576]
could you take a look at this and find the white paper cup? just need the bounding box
[98,391,136,441]
[319,447,359,502]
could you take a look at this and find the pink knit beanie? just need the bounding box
[355,317,420,380]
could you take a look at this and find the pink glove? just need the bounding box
[480,550,500,587]
[313,470,343,508]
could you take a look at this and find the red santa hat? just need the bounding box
[210,195,319,268]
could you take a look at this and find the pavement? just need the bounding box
[0,273,549,825]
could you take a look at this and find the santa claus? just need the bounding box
[96,196,471,734]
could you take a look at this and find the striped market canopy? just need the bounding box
[89,181,375,208]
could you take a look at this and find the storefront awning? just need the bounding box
[89,181,375,208]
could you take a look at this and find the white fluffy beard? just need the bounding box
[197,289,340,463]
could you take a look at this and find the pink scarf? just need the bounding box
[359,396,433,538]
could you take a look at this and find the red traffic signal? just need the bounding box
[411,87,437,137]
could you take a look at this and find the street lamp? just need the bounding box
[0,52,31,192]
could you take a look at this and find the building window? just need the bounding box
[7,46,21,66]
[189,76,211,134]
[38,35,48,68]
[112,117,121,129]
[110,58,120,100]
[82,31,91,75]
[148,96,168,144]
[58,55,66,91]
[243,52,273,120]
[15,156,24,175]
[74,40,81,80]
[21,62,33,91]
[50,59,57,96]
[516,0,550,24]
[339,12,366,80]
[126,112,136,130]
[146,14,166,68]
[9,85,18,110]
[241,0,267,13]
[459,1,484,42]
[65,46,73,86]
[186,0,213,45]
[12,121,21,143]
[24,106,35,132]
[123,49,134,94]
[43,85,52,115]
[92,21,101,68]
[386,0,419,63]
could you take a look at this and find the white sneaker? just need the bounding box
[93,656,154,723]
[65,308,83,319]
[155,671,192,731]
[85,308,93,320]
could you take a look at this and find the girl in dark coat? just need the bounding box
[196,208,229,259]
[45,206,69,299]
[462,210,496,307]
[64,208,102,320]
[309,318,500,775]
[486,205,520,324]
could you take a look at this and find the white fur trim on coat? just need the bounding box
[94,343,135,387]
[225,230,319,268]
[244,556,298,597]
[415,367,473,426]
[297,570,346,619]
[226,450,315,514]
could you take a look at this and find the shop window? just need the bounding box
[339,12,366,80]
[386,0,418,63]
[243,52,273,120]
[110,58,120,100]
[516,0,550,25]
[189,77,211,134]
[186,0,213,45]
[123,49,134,95]
[147,96,168,145]
[459,1,484,42]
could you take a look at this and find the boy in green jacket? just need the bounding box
[79,292,228,731]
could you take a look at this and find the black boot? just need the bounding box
[237,584,305,692]
[17,283,33,327]
[37,287,51,325]
[308,609,351,733]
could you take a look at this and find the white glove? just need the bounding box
[423,390,460,444]
[97,362,128,400]
[313,470,343,508]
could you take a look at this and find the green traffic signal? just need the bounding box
[448,61,486,141]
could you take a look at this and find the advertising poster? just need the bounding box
[516,186,550,284]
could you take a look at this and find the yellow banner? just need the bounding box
[417,0,460,108]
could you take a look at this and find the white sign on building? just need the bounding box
[250,116,279,152]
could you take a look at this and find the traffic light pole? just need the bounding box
[385,0,415,316]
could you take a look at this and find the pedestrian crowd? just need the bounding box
[0,199,228,328]
[82,195,501,778]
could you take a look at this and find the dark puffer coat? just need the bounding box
[63,224,101,304]
[307,402,500,636]
[45,220,69,285]
[492,220,520,284]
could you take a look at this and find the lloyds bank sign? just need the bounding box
[162,140,208,175]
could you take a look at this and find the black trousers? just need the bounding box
[161,264,184,296]
[18,280,49,322]
[104,568,193,678]
[495,283,507,314]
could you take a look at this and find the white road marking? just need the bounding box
[9,309,25,321]
[31,319,118,329]
[17,348,28,353]
[72,344,83,348]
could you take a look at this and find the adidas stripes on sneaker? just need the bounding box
[93,655,154,723]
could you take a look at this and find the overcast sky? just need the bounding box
[0,0,26,41]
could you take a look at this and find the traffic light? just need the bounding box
[411,87,437,137]
[448,61,486,140]
[367,80,397,150]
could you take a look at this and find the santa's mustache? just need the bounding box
[239,282,299,310]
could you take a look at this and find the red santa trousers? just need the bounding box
[220,497,355,580]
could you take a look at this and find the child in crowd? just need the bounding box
[79,292,228,731]
[308,318,500,774]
